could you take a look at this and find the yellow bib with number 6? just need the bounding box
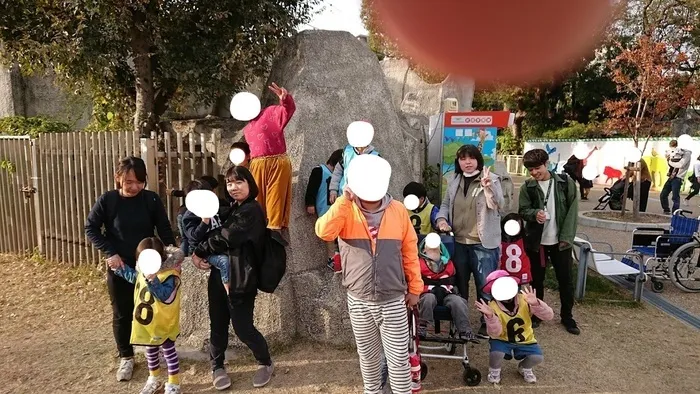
[130,269,181,346]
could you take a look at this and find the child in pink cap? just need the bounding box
[474,270,554,385]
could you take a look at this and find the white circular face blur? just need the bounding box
[504,219,521,236]
[185,189,219,218]
[347,121,374,148]
[424,233,441,249]
[229,148,246,165]
[346,154,391,202]
[491,276,519,301]
[137,249,162,276]
[229,92,261,121]
[404,194,420,210]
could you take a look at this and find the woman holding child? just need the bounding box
[435,144,504,337]
[85,156,176,382]
[191,166,275,390]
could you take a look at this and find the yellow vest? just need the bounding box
[409,202,435,235]
[489,295,536,344]
[130,269,181,346]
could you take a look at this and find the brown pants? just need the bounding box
[249,154,292,230]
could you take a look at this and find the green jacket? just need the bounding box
[518,171,578,251]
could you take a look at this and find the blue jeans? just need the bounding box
[452,243,500,302]
[661,177,682,213]
[207,254,230,285]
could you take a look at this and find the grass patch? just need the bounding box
[543,263,641,308]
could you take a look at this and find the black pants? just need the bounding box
[686,177,700,201]
[527,244,575,322]
[106,269,135,358]
[208,269,272,371]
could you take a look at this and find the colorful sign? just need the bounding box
[441,111,512,195]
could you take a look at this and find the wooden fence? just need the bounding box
[0,130,219,266]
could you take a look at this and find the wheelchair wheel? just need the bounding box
[651,279,664,293]
[667,241,700,293]
[420,361,428,381]
[463,367,481,386]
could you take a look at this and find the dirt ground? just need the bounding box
[1,255,700,394]
[582,211,669,223]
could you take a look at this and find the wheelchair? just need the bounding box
[413,231,481,387]
[622,209,700,293]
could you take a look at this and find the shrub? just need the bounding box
[0,116,71,138]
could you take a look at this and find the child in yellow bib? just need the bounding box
[475,270,554,385]
[113,237,184,394]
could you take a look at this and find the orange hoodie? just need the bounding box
[315,195,423,301]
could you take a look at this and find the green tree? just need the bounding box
[0,0,319,136]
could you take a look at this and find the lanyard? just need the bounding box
[543,179,553,207]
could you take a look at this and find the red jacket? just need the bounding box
[499,238,532,284]
[420,257,456,294]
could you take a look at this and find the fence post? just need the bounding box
[30,139,43,254]
[140,136,158,191]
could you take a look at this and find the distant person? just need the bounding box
[661,139,691,214]
[684,154,700,207]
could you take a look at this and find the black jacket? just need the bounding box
[194,198,266,296]
[85,190,175,266]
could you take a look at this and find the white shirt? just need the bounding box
[693,161,700,178]
[538,179,559,246]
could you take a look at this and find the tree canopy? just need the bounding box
[0,0,319,135]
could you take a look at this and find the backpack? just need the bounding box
[257,229,289,293]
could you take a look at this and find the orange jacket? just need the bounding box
[315,195,423,301]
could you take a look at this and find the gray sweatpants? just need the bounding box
[418,292,472,334]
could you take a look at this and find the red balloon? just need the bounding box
[374,0,613,84]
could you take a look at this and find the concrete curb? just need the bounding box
[578,210,669,231]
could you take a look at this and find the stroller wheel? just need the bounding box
[463,367,481,386]
[652,280,664,293]
[420,361,428,381]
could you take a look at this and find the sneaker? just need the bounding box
[253,363,274,388]
[476,323,489,339]
[519,367,537,383]
[164,383,182,394]
[562,319,581,335]
[417,324,427,339]
[140,376,162,394]
[326,257,335,271]
[212,368,231,390]
[411,380,422,393]
[663,210,671,215]
[459,331,480,344]
[487,368,501,384]
[116,357,134,382]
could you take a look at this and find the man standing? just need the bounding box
[519,148,580,335]
[661,139,691,214]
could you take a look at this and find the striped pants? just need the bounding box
[347,294,411,394]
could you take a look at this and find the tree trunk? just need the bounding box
[130,9,156,138]
[620,163,631,218]
[633,162,641,219]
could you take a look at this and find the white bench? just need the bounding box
[573,236,644,301]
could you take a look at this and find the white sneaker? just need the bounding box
[519,367,537,383]
[116,357,135,381]
[164,383,181,394]
[140,376,162,394]
[487,368,501,384]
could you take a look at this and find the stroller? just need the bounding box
[412,232,481,389]
[594,178,626,210]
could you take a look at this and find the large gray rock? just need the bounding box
[262,30,422,345]
[179,30,424,349]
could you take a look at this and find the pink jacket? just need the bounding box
[244,95,296,158]
[484,295,554,338]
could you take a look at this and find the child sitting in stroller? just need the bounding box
[418,232,479,343]
[475,270,554,385]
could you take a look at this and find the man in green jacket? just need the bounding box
[519,148,580,335]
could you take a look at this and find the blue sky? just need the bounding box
[298,0,368,37]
